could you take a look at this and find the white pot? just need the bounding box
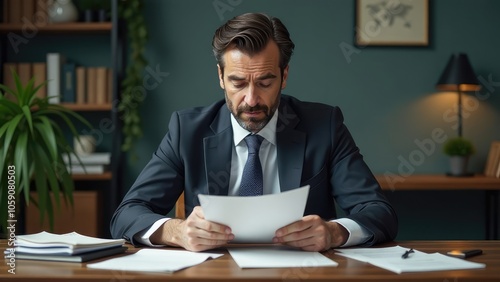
[48,0,79,23]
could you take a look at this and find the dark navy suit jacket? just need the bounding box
[111,95,398,246]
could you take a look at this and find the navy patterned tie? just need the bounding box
[239,134,264,196]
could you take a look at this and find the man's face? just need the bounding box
[218,41,289,133]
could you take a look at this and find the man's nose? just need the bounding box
[243,85,259,107]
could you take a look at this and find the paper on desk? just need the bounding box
[86,249,223,273]
[336,246,486,274]
[199,185,310,243]
[228,245,338,268]
[335,246,422,262]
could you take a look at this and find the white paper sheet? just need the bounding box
[199,185,310,243]
[335,246,420,262]
[87,249,223,273]
[336,246,486,274]
[228,246,338,268]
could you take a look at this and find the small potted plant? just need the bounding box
[443,137,475,176]
[0,70,91,234]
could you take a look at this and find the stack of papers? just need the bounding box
[336,245,486,274]
[13,231,126,262]
[64,152,111,174]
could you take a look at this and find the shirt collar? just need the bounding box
[230,109,278,146]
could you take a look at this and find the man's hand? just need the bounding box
[150,206,234,252]
[272,215,349,251]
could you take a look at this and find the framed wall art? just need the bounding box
[355,0,429,46]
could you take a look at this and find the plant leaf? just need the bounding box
[13,131,29,195]
[32,152,47,227]
[21,105,34,135]
[34,116,58,162]
[2,114,23,166]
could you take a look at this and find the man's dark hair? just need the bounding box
[212,13,295,75]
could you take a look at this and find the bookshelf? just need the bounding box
[0,0,124,237]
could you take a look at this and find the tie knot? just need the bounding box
[244,134,264,154]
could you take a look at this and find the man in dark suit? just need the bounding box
[111,13,398,252]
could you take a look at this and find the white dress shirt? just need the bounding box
[134,110,370,247]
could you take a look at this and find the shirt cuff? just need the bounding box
[332,218,370,247]
[133,218,170,247]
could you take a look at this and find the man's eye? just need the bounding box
[233,83,245,89]
[260,83,271,88]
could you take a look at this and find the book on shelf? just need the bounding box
[95,67,107,104]
[12,231,126,263]
[21,0,35,22]
[2,62,47,100]
[32,62,47,99]
[4,0,21,23]
[2,58,111,106]
[76,66,86,104]
[86,67,97,104]
[3,0,36,24]
[484,141,500,178]
[62,63,76,103]
[46,53,65,104]
[2,0,39,24]
[34,0,48,25]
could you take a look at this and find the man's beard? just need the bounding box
[225,91,280,133]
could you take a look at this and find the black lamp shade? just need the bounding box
[436,53,481,92]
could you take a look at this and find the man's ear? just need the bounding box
[217,64,225,89]
[281,65,290,89]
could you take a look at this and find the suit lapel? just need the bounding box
[276,99,306,192]
[204,105,233,196]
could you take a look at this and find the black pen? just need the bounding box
[402,248,414,259]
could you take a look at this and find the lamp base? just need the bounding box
[446,172,475,177]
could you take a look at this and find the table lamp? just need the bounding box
[435,53,481,137]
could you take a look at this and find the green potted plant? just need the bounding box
[0,70,91,235]
[443,137,476,176]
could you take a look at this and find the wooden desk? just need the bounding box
[2,240,499,281]
[376,174,500,240]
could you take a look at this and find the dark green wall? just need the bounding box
[126,0,500,240]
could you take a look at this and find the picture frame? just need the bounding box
[355,0,429,46]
